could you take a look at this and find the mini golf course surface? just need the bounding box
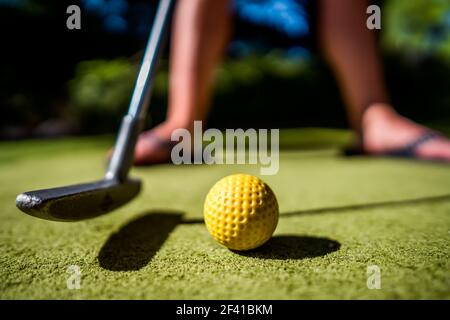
[0,128,449,299]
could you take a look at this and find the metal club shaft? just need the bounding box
[106,0,174,181]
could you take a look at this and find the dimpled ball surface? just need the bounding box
[203,174,279,251]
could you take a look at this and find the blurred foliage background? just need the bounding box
[0,0,449,139]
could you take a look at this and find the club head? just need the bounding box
[16,178,141,222]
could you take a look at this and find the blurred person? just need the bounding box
[131,0,450,164]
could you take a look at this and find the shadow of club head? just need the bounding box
[98,210,184,271]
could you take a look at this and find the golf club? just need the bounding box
[15,0,175,222]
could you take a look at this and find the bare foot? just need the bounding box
[107,121,182,166]
[133,122,182,165]
[361,103,450,162]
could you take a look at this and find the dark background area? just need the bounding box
[1,0,449,140]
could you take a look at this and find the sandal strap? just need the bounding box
[384,131,443,157]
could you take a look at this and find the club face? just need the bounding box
[16,178,141,222]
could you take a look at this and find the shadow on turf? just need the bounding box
[234,235,340,260]
[98,193,450,270]
[281,193,450,217]
[98,210,184,271]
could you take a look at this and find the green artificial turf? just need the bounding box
[0,128,449,299]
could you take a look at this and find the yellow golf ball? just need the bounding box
[203,174,279,251]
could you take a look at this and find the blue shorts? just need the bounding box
[231,0,317,56]
[233,0,316,39]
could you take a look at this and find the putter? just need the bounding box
[16,0,175,222]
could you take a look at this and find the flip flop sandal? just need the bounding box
[343,131,444,160]
[382,131,443,158]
